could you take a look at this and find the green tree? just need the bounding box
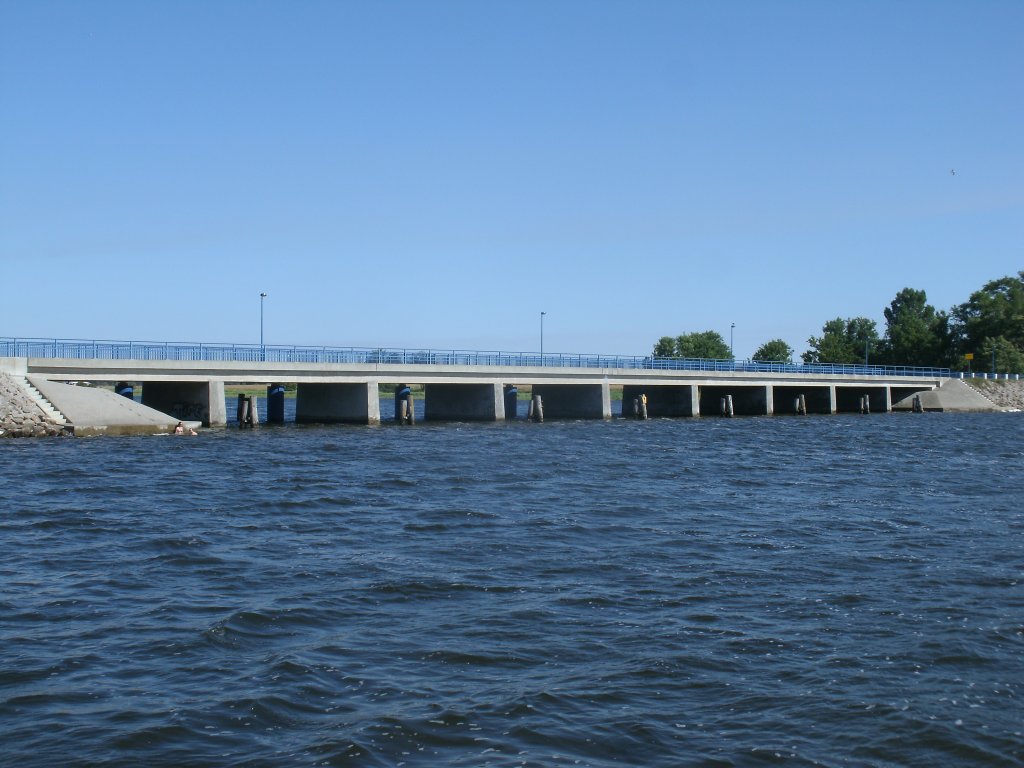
[674,331,731,359]
[877,287,947,366]
[802,317,879,364]
[952,272,1024,362]
[653,336,677,357]
[652,331,730,359]
[979,335,1024,375]
[752,339,793,362]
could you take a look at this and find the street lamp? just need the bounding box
[730,323,735,359]
[260,292,267,360]
[540,311,546,364]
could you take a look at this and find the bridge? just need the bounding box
[1,337,967,427]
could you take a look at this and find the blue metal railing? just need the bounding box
[0,336,961,378]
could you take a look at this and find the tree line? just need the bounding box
[653,272,1024,372]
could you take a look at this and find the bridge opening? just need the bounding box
[699,385,770,416]
[772,385,833,415]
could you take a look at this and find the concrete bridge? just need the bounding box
[1,338,954,426]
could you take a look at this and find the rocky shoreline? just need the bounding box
[0,373,65,437]
[964,379,1024,411]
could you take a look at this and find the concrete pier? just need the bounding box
[699,385,771,416]
[772,385,833,414]
[295,382,381,424]
[140,380,226,427]
[835,385,891,414]
[621,384,699,417]
[424,383,505,421]
[531,383,611,420]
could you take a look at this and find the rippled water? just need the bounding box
[2,413,1022,766]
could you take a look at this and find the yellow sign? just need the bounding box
[964,353,974,360]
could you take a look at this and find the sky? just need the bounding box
[1,1,1021,359]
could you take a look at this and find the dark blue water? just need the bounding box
[2,414,1022,766]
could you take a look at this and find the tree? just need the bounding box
[979,335,1024,375]
[802,317,879,364]
[752,339,793,363]
[653,336,676,357]
[877,287,947,367]
[952,273,1024,362]
[652,331,730,359]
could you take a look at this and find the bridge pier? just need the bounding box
[772,385,834,415]
[295,382,381,424]
[699,385,771,416]
[141,380,226,427]
[531,382,611,419]
[424,383,505,421]
[621,384,699,417]
[835,385,891,414]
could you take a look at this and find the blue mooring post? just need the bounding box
[504,384,518,420]
[115,382,133,400]
[267,384,285,424]
[395,384,413,424]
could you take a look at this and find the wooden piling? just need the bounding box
[639,393,648,420]
[725,394,734,417]
[532,394,544,423]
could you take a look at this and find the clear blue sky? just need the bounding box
[2,1,1021,358]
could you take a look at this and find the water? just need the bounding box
[2,413,1022,766]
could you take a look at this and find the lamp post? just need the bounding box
[730,323,735,359]
[260,292,267,360]
[540,311,546,365]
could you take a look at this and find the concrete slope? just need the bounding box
[28,377,196,435]
[892,379,1000,413]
